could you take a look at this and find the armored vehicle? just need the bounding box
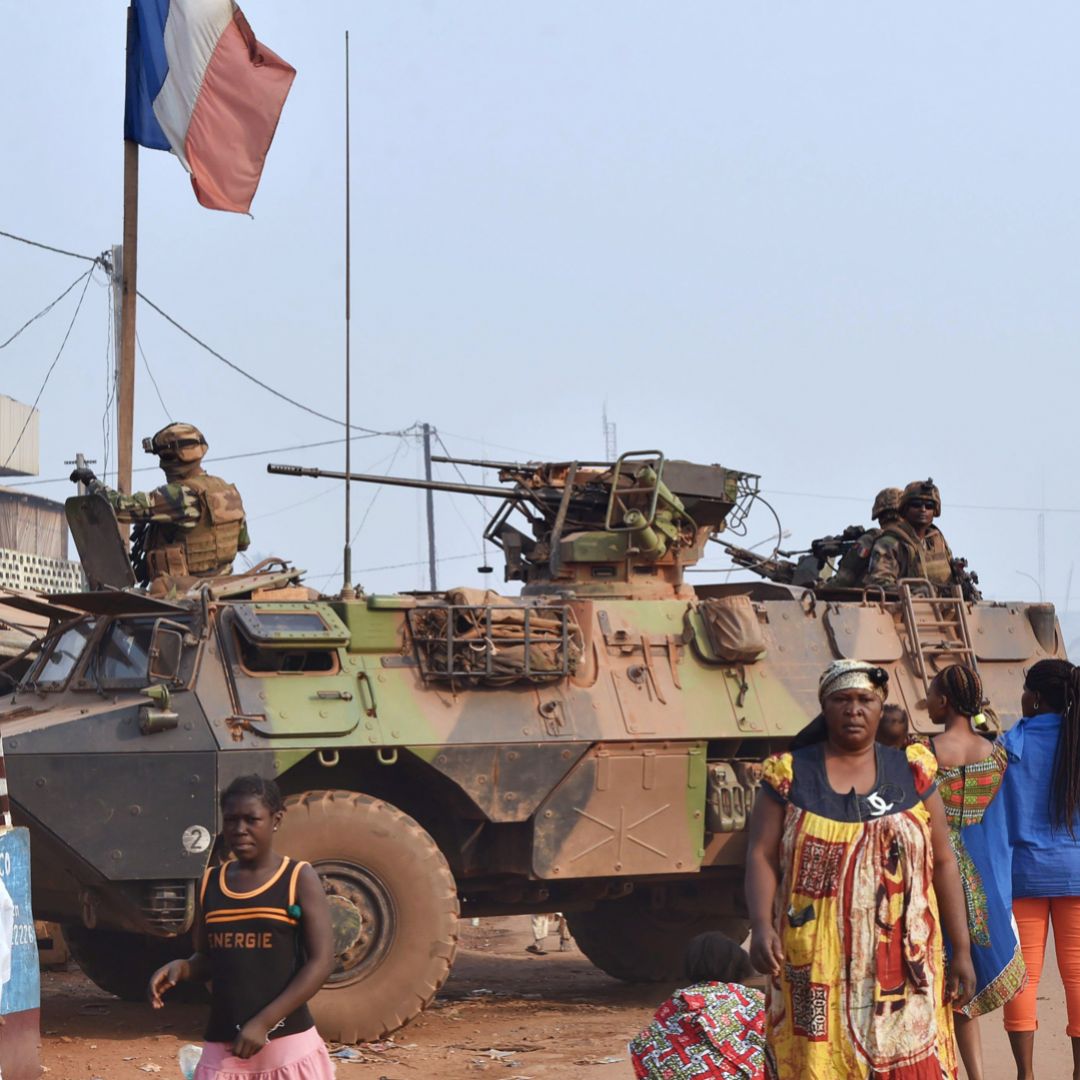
[0,452,1063,1042]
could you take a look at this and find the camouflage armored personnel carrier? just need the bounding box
[0,452,1063,1042]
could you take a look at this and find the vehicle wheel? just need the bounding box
[276,790,459,1043]
[63,925,207,1003]
[566,898,750,983]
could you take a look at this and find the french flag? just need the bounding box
[125,0,296,214]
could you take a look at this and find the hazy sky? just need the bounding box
[2,2,1078,614]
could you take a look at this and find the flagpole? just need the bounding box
[341,29,354,599]
[118,3,139,497]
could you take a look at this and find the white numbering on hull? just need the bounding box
[182,825,212,854]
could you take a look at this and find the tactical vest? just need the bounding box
[881,521,954,589]
[831,528,881,587]
[148,474,246,577]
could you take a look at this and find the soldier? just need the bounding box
[69,422,249,585]
[865,478,960,593]
[830,487,902,588]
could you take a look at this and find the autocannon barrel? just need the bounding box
[267,462,515,500]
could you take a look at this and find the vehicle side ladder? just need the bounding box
[899,580,978,694]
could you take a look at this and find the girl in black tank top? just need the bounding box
[149,776,335,1079]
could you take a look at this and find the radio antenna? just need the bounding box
[341,30,355,599]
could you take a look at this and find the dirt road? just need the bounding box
[40,917,1072,1079]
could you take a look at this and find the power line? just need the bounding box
[136,331,172,420]
[137,290,415,437]
[0,270,95,351]
[0,229,99,265]
[101,281,117,480]
[433,430,498,514]
[307,551,478,582]
[0,228,420,443]
[4,268,95,470]
[437,428,542,458]
[2,434,391,490]
[248,483,340,523]
[764,488,1080,515]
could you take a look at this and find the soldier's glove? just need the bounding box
[69,466,97,487]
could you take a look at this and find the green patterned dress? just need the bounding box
[934,742,1027,1016]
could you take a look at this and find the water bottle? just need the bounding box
[178,1044,203,1080]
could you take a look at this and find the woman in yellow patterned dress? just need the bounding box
[745,659,975,1079]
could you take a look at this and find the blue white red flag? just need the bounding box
[124,0,296,214]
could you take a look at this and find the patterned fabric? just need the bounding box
[906,741,938,798]
[760,748,957,1079]
[761,754,793,800]
[89,477,205,527]
[866,521,955,590]
[761,744,934,824]
[817,659,887,704]
[629,982,768,1079]
[89,471,250,576]
[934,742,1027,1018]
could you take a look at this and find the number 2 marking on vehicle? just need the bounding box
[182,826,212,854]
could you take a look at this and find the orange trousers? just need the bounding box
[1003,896,1080,1036]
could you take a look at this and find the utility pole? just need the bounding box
[117,4,140,496]
[110,244,124,474]
[422,423,437,591]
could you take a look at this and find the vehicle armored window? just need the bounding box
[25,621,94,689]
[231,603,348,677]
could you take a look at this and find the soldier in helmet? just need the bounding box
[830,487,902,588]
[865,478,961,593]
[69,423,249,585]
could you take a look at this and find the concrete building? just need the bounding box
[0,397,83,660]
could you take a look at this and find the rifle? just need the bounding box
[951,558,982,602]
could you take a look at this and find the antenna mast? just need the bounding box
[341,30,354,599]
[602,402,618,462]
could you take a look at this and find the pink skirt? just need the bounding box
[195,1026,335,1080]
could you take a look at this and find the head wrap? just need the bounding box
[818,659,889,704]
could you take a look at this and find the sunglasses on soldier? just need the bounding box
[907,499,936,510]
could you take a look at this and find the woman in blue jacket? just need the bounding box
[1001,659,1080,1080]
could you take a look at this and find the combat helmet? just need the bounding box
[900,477,941,516]
[871,487,902,522]
[142,422,208,465]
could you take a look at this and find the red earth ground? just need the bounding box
[38,917,1072,1079]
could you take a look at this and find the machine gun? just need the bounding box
[718,543,797,584]
[803,524,866,565]
[951,557,982,602]
[269,452,760,593]
[721,525,869,588]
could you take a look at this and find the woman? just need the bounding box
[629,932,770,1079]
[924,664,1025,1080]
[745,659,975,1079]
[149,775,336,1080]
[1001,659,1080,1080]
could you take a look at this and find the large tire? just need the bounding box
[64,925,207,1003]
[566,897,749,983]
[275,790,459,1043]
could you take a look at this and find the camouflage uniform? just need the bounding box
[865,521,955,590]
[831,488,902,588]
[865,480,957,592]
[89,474,250,578]
[74,423,249,581]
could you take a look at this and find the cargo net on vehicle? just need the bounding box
[407,588,583,686]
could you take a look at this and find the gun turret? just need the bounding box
[269,452,759,596]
